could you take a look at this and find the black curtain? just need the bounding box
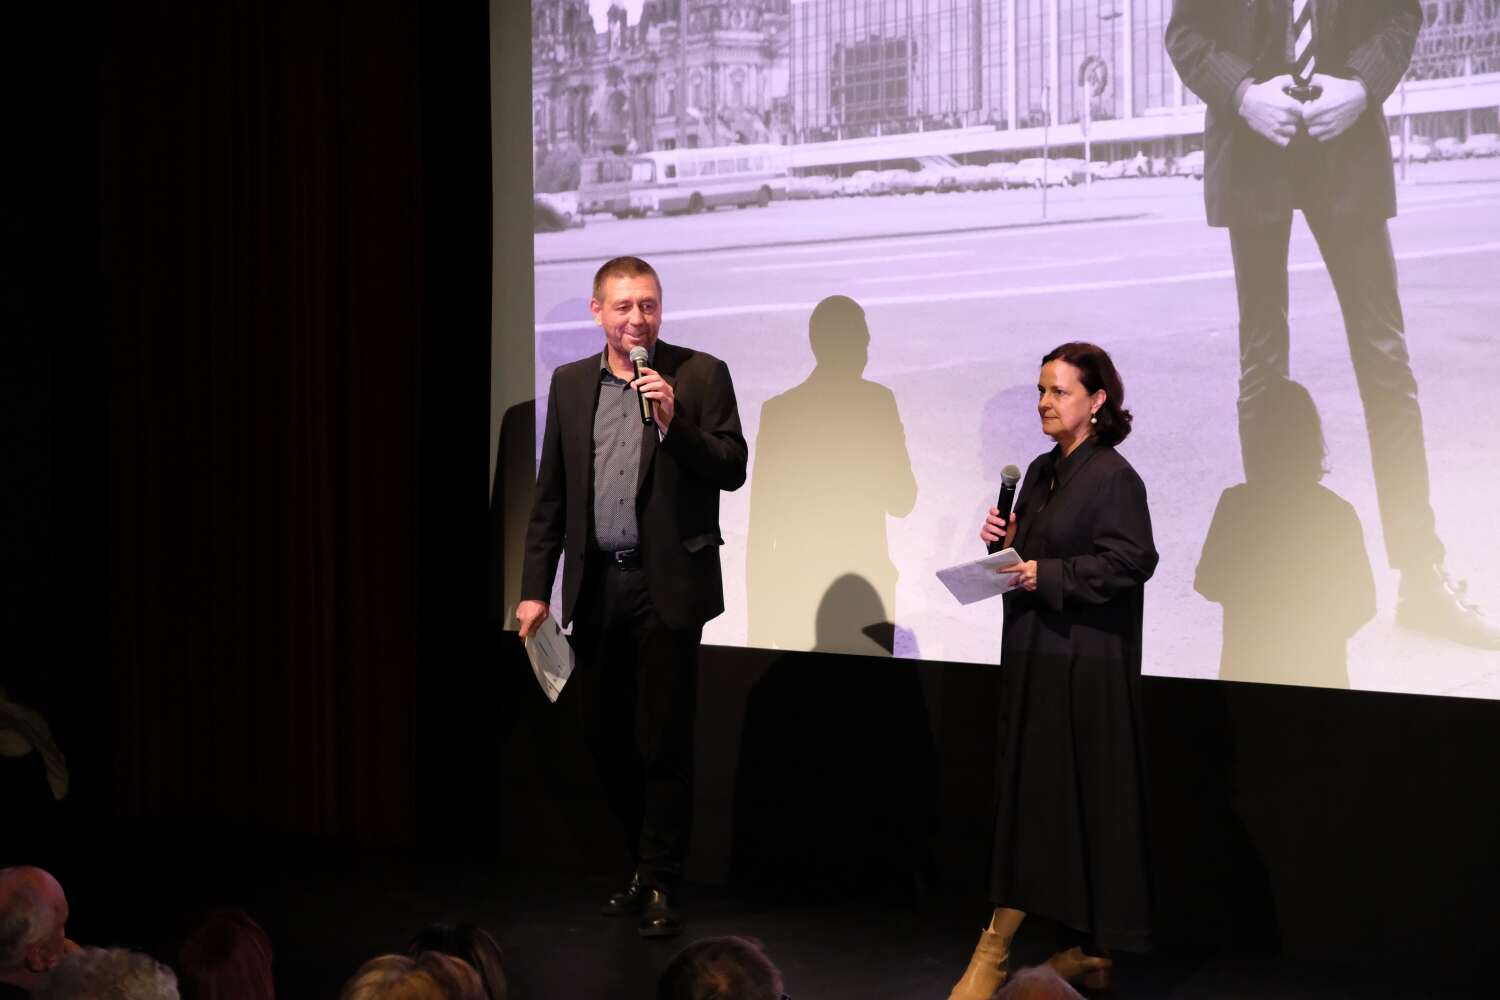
[21,0,493,848]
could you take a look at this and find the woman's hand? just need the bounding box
[1000,559,1039,592]
[980,508,1014,546]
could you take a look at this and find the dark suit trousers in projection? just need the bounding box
[567,558,701,889]
[1228,209,1442,571]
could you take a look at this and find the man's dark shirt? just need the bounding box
[592,349,648,552]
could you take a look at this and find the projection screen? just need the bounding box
[505,0,1500,699]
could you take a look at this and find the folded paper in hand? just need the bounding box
[523,614,574,702]
[935,548,1024,605]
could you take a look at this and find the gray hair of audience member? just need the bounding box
[338,952,485,1000]
[656,936,784,1000]
[34,947,180,1000]
[0,866,67,974]
[404,924,506,1000]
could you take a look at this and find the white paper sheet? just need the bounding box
[935,548,1025,605]
[523,613,574,702]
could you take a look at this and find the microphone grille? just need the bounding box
[1001,464,1021,485]
[628,346,649,363]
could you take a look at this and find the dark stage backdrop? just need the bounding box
[16,0,495,853]
[8,0,1497,987]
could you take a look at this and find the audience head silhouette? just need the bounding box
[338,953,484,1000]
[34,947,179,1000]
[0,866,70,992]
[656,936,784,1000]
[404,924,507,1000]
[172,909,273,1000]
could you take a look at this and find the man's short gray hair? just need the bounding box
[35,947,180,1000]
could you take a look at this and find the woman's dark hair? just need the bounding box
[172,909,274,1000]
[1041,341,1132,446]
[405,924,507,1000]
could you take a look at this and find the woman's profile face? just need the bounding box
[1037,359,1100,444]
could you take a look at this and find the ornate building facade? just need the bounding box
[531,1,793,155]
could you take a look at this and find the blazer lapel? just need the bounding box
[563,358,604,506]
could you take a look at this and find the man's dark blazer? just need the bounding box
[1166,0,1421,228]
[520,339,748,631]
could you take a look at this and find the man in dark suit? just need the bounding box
[517,256,747,937]
[1167,0,1499,648]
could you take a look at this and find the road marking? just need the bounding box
[729,250,965,273]
[534,214,1204,269]
[857,255,1123,284]
[534,190,1500,270]
[534,241,1500,330]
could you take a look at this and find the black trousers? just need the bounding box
[567,558,701,889]
[1228,209,1442,571]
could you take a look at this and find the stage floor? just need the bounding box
[49,836,1466,999]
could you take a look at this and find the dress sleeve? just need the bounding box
[1035,465,1159,612]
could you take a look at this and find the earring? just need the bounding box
[1090,412,1098,424]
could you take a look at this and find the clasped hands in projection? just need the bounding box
[1239,73,1368,147]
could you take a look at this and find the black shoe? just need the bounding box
[637,888,683,939]
[601,873,645,917]
[1397,565,1500,650]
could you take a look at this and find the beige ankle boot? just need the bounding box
[1046,946,1113,989]
[947,927,1011,1000]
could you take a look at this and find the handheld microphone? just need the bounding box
[987,464,1021,554]
[629,346,654,427]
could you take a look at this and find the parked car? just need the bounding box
[786,175,839,200]
[1390,135,1433,162]
[984,162,1017,189]
[1089,159,1126,180]
[1005,158,1075,188]
[534,190,580,225]
[1432,136,1465,160]
[952,165,992,191]
[533,196,572,232]
[1460,133,1500,158]
[841,170,886,196]
[1053,158,1091,185]
[1174,149,1206,179]
[880,169,918,195]
[915,165,957,193]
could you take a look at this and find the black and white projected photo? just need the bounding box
[523,0,1500,698]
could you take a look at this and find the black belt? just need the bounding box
[596,547,642,569]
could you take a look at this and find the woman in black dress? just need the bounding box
[949,342,1158,999]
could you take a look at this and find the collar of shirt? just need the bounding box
[1052,436,1100,490]
[599,346,656,383]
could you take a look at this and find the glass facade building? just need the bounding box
[791,0,1008,140]
[790,0,1199,142]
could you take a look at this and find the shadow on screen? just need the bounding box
[746,294,918,656]
[1195,378,1375,689]
[979,382,1045,488]
[729,573,938,900]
